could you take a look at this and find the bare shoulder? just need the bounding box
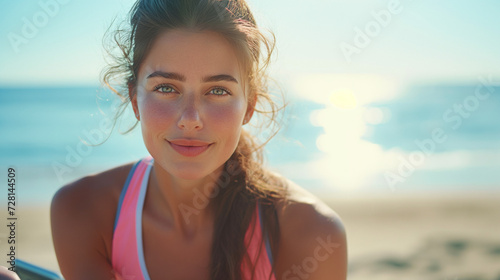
[268,171,345,236]
[51,161,134,227]
[50,161,135,279]
[271,172,348,280]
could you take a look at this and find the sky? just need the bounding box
[1,0,500,87]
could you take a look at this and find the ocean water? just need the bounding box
[0,84,499,204]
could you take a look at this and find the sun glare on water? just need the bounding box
[289,74,401,192]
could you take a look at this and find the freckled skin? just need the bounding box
[132,29,252,181]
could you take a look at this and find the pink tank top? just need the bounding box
[112,156,276,280]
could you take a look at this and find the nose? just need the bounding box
[177,95,203,130]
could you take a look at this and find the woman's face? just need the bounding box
[132,29,253,180]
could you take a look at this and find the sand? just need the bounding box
[327,191,500,280]
[1,191,499,279]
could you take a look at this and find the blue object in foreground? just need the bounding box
[15,259,63,280]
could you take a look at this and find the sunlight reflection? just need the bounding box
[291,74,402,191]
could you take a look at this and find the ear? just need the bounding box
[244,94,257,124]
[129,83,139,120]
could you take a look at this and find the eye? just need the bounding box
[209,87,231,97]
[154,84,176,94]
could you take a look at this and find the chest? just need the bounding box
[141,210,214,280]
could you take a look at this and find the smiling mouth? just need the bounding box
[167,141,212,157]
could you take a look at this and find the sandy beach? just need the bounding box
[1,191,499,279]
[327,191,500,280]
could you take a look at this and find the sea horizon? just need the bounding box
[1,82,499,204]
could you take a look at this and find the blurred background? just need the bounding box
[0,0,499,279]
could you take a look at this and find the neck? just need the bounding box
[147,161,224,237]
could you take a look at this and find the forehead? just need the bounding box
[138,29,244,83]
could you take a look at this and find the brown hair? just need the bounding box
[101,0,287,279]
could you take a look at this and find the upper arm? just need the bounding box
[50,177,116,280]
[276,200,348,280]
[306,214,347,280]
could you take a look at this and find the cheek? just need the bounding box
[138,96,177,132]
[205,99,246,132]
[137,93,247,136]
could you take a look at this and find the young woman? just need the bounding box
[50,0,347,279]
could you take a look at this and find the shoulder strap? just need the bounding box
[113,159,141,232]
[258,201,274,267]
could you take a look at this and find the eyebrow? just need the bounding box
[147,71,238,84]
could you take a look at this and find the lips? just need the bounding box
[167,138,213,157]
